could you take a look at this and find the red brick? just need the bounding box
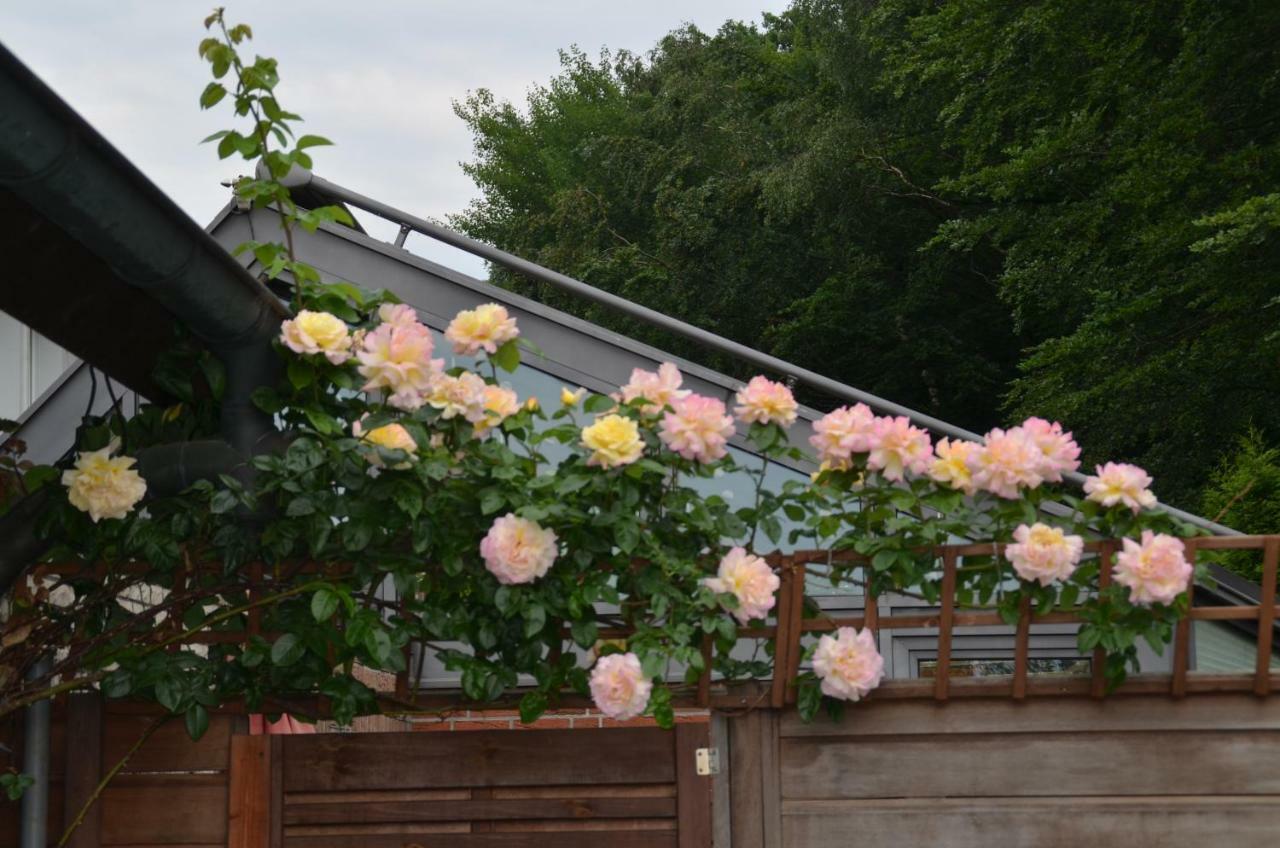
[450,719,514,731]
[570,716,601,729]
[411,719,452,732]
[513,718,572,730]
[470,708,520,719]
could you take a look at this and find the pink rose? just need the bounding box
[356,305,442,410]
[967,427,1044,499]
[589,652,652,720]
[659,394,735,463]
[702,547,780,624]
[1015,417,1081,483]
[812,627,883,702]
[866,415,933,482]
[809,403,876,470]
[1006,523,1084,586]
[734,376,798,427]
[1114,531,1192,606]
[479,513,558,585]
[445,303,519,356]
[617,362,690,412]
[1084,462,1157,513]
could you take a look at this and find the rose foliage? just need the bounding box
[0,12,1206,736]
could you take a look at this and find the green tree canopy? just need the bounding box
[452,0,1280,514]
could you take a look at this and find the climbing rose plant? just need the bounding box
[0,11,1204,735]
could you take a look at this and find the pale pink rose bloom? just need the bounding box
[352,418,418,469]
[1005,523,1084,586]
[812,627,884,702]
[1114,530,1192,605]
[734,376,799,427]
[279,310,352,364]
[659,394,735,463]
[809,403,876,470]
[929,438,979,495]
[1015,417,1081,483]
[1084,462,1157,513]
[476,385,520,435]
[356,307,442,410]
[617,362,691,412]
[426,372,488,424]
[479,513,558,585]
[967,427,1044,499]
[589,652,653,720]
[702,547,781,624]
[445,303,519,356]
[866,415,934,482]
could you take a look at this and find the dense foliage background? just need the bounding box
[451,0,1280,531]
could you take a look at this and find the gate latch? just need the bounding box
[695,747,720,776]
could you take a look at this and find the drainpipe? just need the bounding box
[19,656,51,848]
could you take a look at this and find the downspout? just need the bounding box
[0,44,286,848]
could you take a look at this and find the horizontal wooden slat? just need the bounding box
[103,714,238,772]
[282,830,678,848]
[283,796,678,825]
[282,728,674,792]
[781,796,1280,847]
[101,776,227,845]
[287,788,472,804]
[781,731,1280,799]
[779,694,1280,737]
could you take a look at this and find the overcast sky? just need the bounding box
[0,1,782,277]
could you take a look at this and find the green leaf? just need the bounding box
[492,340,520,372]
[185,704,210,740]
[286,497,316,517]
[797,679,822,721]
[583,394,614,414]
[518,690,548,725]
[296,134,334,150]
[210,489,239,515]
[199,82,226,109]
[480,489,506,515]
[311,588,340,622]
[569,618,598,649]
[287,359,315,390]
[522,604,547,638]
[271,633,305,666]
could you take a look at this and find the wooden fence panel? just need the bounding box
[740,694,1280,847]
[271,726,710,848]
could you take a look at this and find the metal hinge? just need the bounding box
[695,746,720,776]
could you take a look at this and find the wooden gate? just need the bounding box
[230,724,713,848]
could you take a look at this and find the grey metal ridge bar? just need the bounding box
[302,170,1238,537]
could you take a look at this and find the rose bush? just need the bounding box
[0,11,1206,736]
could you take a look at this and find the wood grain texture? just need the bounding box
[727,711,764,848]
[281,728,674,792]
[781,797,1280,848]
[63,692,103,848]
[780,730,1280,799]
[229,735,271,848]
[280,831,678,848]
[282,796,677,825]
[674,722,712,848]
[100,775,228,845]
[101,713,236,773]
[779,693,1280,737]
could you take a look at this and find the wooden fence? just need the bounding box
[723,694,1280,847]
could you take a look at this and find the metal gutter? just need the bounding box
[293,169,1237,538]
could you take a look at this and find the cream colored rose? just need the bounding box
[280,310,352,364]
[61,442,147,522]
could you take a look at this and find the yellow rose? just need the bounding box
[61,441,147,522]
[280,310,352,364]
[581,414,644,468]
[354,420,418,468]
[560,386,587,407]
[444,303,519,356]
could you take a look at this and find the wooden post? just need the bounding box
[1012,593,1032,701]
[228,734,272,848]
[1255,539,1279,696]
[1091,544,1113,699]
[934,550,957,702]
[62,692,103,848]
[1171,539,1197,698]
[675,722,713,848]
[769,560,798,709]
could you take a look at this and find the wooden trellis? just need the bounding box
[19,536,1280,715]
